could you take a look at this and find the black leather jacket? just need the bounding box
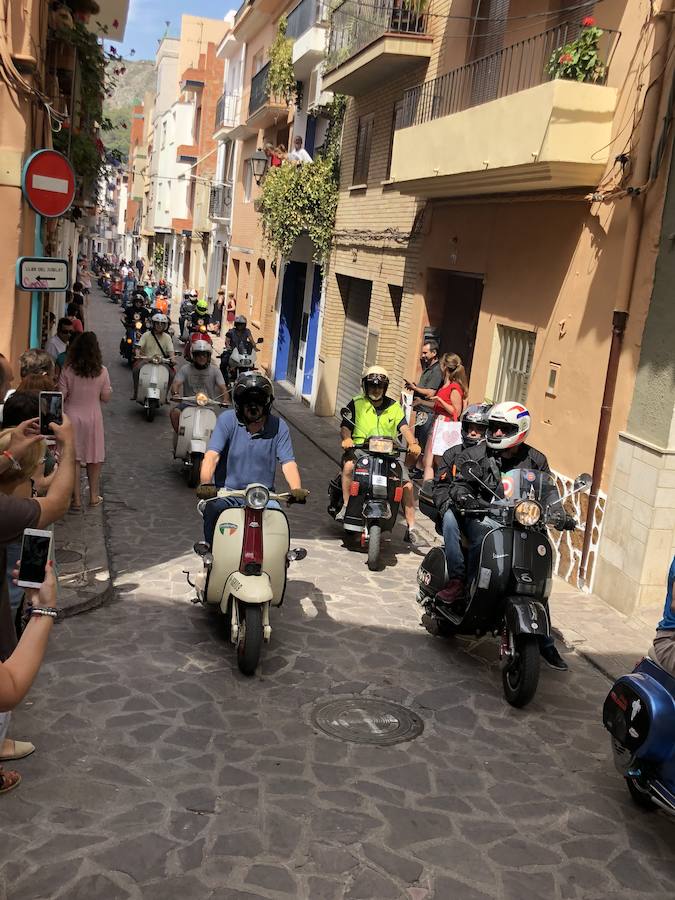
[449,442,551,509]
[432,440,473,515]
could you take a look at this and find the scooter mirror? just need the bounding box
[287,548,307,562]
[574,473,592,493]
[257,337,264,344]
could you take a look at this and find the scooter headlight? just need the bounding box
[515,500,542,526]
[126,338,133,344]
[135,321,142,330]
[195,392,208,406]
[151,355,161,364]
[246,485,269,509]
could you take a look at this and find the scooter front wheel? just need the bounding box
[187,452,203,488]
[145,403,156,422]
[367,524,382,571]
[502,634,540,708]
[237,603,263,676]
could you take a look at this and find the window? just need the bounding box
[365,329,379,369]
[490,325,536,404]
[385,101,405,180]
[161,120,167,149]
[243,157,253,203]
[546,362,560,398]
[389,284,402,325]
[353,114,374,186]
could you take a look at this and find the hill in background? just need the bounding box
[104,59,155,160]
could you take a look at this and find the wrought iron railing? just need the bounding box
[209,183,233,221]
[398,22,620,130]
[214,91,240,132]
[326,0,429,73]
[249,61,271,116]
[286,0,328,40]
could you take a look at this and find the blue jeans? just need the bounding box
[203,496,281,546]
[441,510,554,649]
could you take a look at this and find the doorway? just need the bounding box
[425,269,483,375]
[335,275,372,412]
[275,260,307,384]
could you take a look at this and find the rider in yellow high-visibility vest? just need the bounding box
[337,366,421,542]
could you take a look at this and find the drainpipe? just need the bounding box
[579,0,675,585]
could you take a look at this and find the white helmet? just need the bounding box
[486,401,531,451]
[151,312,168,330]
[191,339,212,356]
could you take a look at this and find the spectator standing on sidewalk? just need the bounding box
[405,339,442,478]
[226,291,236,326]
[211,288,225,336]
[58,333,112,511]
[44,318,74,363]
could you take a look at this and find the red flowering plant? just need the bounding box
[547,18,607,83]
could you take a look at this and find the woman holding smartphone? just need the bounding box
[58,332,112,511]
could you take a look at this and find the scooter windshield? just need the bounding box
[501,469,560,506]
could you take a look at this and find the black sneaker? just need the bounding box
[410,469,424,481]
[540,644,569,671]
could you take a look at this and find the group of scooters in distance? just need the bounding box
[107,284,675,816]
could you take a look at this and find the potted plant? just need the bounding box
[547,17,607,84]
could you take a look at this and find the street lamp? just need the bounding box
[250,148,269,186]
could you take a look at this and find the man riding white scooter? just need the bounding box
[170,340,228,433]
[131,312,176,401]
[198,373,309,547]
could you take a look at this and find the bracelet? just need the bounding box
[1,450,20,471]
[30,606,59,620]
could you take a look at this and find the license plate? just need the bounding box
[372,474,387,487]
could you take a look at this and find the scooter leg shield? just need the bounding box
[505,597,550,637]
[221,573,273,613]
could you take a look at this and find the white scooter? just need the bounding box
[136,356,172,421]
[171,394,227,488]
[188,483,307,675]
[225,337,263,388]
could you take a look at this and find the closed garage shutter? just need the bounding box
[336,276,372,413]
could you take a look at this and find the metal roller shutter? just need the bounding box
[336,277,372,412]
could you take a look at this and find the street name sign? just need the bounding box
[21,150,76,218]
[16,257,69,292]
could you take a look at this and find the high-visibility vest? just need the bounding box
[351,395,404,443]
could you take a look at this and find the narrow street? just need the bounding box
[2,290,674,900]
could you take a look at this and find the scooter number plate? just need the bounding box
[372,474,387,487]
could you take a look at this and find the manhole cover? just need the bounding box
[312,698,424,746]
[57,550,83,564]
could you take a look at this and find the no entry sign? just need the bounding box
[22,150,76,218]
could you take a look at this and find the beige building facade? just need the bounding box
[317,0,675,601]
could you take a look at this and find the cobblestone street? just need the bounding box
[1,291,674,900]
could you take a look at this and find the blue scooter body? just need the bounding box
[603,657,675,811]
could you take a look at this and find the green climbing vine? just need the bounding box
[266,17,295,104]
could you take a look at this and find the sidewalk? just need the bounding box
[275,385,658,681]
[54,501,113,617]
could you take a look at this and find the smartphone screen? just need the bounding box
[18,531,52,587]
[39,392,63,436]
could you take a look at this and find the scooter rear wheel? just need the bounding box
[367,524,382,571]
[502,634,540,708]
[625,776,656,811]
[237,603,263,676]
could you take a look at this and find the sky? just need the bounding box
[111,0,238,61]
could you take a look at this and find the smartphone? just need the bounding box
[39,391,63,436]
[17,529,52,589]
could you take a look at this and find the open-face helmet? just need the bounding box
[486,401,531,451]
[189,288,198,299]
[191,339,212,370]
[232,372,273,424]
[461,403,492,447]
[362,366,389,402]
[151,312,168,332]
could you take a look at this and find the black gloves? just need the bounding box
[550,511,576,531]
[288,488,310,505]
[457,494,482,512]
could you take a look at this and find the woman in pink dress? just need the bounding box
[58,332,112,511]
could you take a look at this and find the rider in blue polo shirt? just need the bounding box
[652,556,675,676]
[199,373,309,545]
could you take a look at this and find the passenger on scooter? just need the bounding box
[198,373,309,547]
[432,402,491,559]
[131,313,176,400]
[169,340,229,433]
[445,401,573,670]
[652,556,675,676]
[190,299,211,332]
[337,366,421,543]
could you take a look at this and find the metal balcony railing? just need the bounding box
[249,61,271,116]
[286,0,328,40]
[209,183,233,221]
[214,91,240,131]
[398,22,620,130]
[326,0,429,73]
[234,0,249,25]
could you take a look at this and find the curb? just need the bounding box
[54,499,114,618]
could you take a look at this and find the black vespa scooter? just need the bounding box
[416,464,590,707]
[328,408,405,571]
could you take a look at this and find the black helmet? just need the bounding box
[234,315,247,327]
[461,403,492,446]
[232,372,273,423]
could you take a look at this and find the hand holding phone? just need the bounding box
[39,392,63,437]
[17,529,53,589]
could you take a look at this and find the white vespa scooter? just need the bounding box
[136,356,172,421]
[171,394,227,487]
[189,483,307,675]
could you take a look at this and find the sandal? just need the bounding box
[0,739,35,761]
[69,502,82,512]
[89,496,103,508]
[0,768,21,795]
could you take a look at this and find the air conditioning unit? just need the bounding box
[307,64,333,113]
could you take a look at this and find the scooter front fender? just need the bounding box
[189,439,207,455]
[222,572,273,613]
[505,596,550,637]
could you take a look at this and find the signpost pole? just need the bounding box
[30,214,43,348]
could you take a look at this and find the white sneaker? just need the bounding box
[334,507,346,522]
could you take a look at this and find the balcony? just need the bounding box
[247,61,288,130]
[214,91,241,138]
[209,183,233,223]
[390,23,620,197]
[287,0,329,79]
[323,0,432,96]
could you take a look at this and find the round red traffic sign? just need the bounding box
[22,150,76,218]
